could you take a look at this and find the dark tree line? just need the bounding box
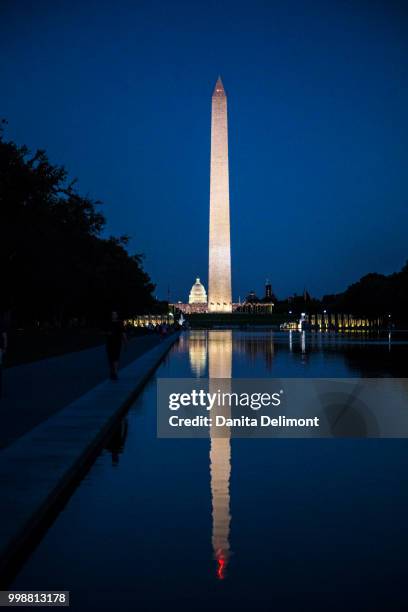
[275,264,408,325]
[0,122,160,327]
[322,264,408,324]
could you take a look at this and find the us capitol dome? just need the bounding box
[189,277,207,304]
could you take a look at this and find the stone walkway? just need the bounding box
[0,334,161,450]
[0,333,180,584]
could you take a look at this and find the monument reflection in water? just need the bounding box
[188,330,207,378]
[189,330,233,580]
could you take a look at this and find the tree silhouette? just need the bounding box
[0,122,158,326]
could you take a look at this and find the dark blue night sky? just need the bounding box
[1,0,407,301]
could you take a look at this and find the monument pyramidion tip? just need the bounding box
[213,76,226,97]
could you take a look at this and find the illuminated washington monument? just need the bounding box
[208,77,232,313]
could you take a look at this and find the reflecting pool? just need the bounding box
[12,331,408,611]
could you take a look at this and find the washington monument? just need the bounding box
[208,77,232,313]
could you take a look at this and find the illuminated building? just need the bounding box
[171,277,208,314]
[189,277,207,305]
[265,280,273,300]
[234,282,274,314]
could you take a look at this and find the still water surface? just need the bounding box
[12,331,408,611]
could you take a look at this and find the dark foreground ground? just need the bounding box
[3,328,156,368]
[0,333,162,450]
